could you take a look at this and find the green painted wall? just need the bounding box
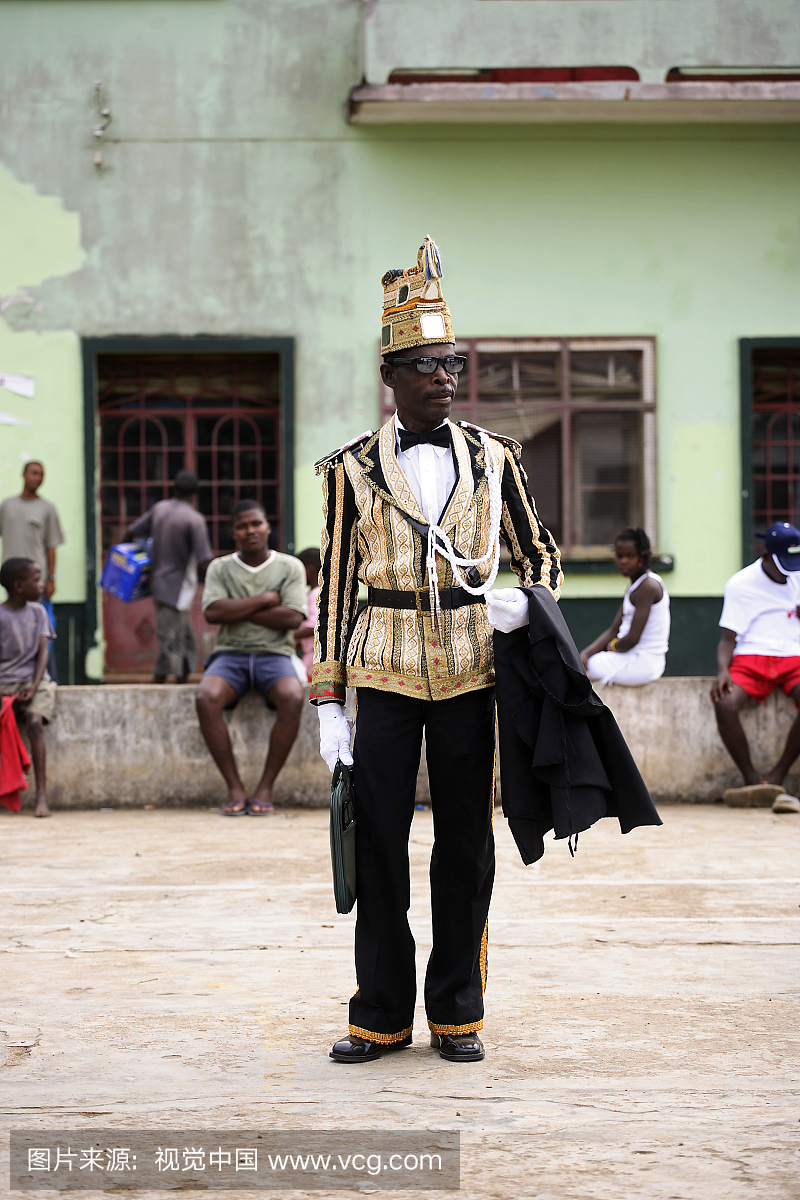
[0,0,798,675]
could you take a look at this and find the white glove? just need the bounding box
[318,703,354,772]
[485,587,530,634]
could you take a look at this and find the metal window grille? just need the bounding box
[751,347,800,550]
[381,336,656,557]
[97,353,282,555]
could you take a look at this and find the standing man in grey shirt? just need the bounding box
[0,461,63,681]
[129,470,214,683]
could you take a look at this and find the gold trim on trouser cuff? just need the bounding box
[491,720,497,827]
[428,1019,484,1035]
[348,1024,413,1045]
[481,716,494,996]
[479,920,488,994]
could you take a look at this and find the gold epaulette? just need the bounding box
[457,420,522,454]
[314,430,374,475]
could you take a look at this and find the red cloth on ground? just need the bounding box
[0,695,30,811]
[729,653,800,704]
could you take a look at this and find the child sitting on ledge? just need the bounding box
[580,527,670,688]
[0,556,56,817]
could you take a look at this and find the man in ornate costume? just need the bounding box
[312,237,562,1064]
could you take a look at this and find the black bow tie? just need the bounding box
[398,425,452,453]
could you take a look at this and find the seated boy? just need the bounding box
[0,557,56,817]
[196,500,307,815]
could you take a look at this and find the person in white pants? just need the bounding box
[580,527,670,688]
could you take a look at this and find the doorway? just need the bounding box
[83,339,294,679]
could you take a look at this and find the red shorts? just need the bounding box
[729,654,800,703]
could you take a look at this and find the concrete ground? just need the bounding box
[1,803,798,1200]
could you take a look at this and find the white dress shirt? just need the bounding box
[394,414,457,526]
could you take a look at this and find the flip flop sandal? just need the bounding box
[247,799,275,815]
[222,799,249,816]
[722,783,783,808]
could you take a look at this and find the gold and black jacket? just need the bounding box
[310,418,562,704]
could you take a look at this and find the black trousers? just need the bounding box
[348,686,496,1043]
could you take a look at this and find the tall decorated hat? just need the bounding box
[380,236,455,354]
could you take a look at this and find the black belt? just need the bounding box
[367,586,485,611]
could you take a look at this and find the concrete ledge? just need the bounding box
[598,678,800,803]
[43,685,330,810]
[29,679,800,810]
[348,81,800,124]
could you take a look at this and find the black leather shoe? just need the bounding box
[329,1033,412,1063]
[430,1031,485,1062]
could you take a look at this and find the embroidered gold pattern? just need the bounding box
[313,416,559,704]
[438,424,474,534]
[346,664,494,701]
[313,480,332,668]
[311,661,346,686]
[378,422,427,525]
[428,1019,485,1035]
[328,464,345,657]
[479,919,489,994]
[501,499,533,587]
[348,1023,414,1045]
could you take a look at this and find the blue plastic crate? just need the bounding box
[100,542,151,603]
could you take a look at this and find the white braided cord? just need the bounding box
[426,432,502,628]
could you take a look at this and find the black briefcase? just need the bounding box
[330,760,357,914]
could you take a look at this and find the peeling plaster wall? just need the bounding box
[0,0,797,645]
[0,164,86,602]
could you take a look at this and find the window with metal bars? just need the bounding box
[381,336,656,558]
[750,347,800,549]
[97,353,282,555]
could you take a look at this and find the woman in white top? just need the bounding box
[580,527,670,687]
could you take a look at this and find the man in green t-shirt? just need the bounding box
[197,500,307,815]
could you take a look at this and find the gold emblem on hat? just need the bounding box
[381,236,455,354]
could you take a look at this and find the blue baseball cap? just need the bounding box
[759,521,800,571]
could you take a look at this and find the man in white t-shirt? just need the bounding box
[711,522,800,811]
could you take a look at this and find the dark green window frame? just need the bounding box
[739,337,800,568]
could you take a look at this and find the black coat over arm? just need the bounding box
[493,585,662,865]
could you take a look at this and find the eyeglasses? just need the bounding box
[389,355,467,375]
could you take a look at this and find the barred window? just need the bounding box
[98,353,282,556]
[750,346,800,550]
[381,336,656,558]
